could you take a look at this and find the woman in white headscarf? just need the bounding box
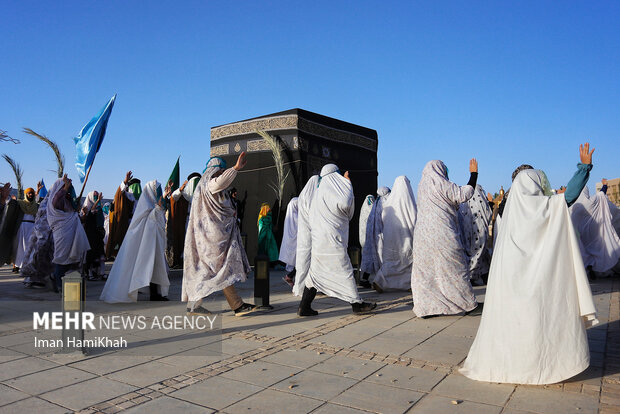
[570,181,620,276]
[461,143,598,385]
[182,153,255,316]
[279,197,299,287]
[297,164,376,316]
[363,178,417,292]
[411,159,479,318]
[458,184,493,285]
[100,180,171,303]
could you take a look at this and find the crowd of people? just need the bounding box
[1,141,619,385]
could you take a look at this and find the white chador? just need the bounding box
[570,187,620,274]
[303,164,361,303]
[100,180,169,303]
[46,179,90,265]
[460,169,598,385]
[363,177,417,290]
[293,176,319,297]
[358,195,375,249]
[360,187,389,273]
[278,197,298,272]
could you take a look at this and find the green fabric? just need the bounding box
[167,157,180,192]
[129,182,142,200]
[257,212,279,262]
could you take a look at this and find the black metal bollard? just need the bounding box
[254,255,273,310]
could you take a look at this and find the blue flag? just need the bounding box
[74,95,116,182]
[39,178,47,199]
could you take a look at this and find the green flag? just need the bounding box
[167,156,180,192]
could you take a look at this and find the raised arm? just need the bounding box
[564,143,594,206]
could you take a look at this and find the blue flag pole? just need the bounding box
[75,95,116,208]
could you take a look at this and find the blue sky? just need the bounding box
[1,1,618,198]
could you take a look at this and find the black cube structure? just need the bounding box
[210,108,378,262]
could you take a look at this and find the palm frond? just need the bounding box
[256,130,289,202]
[0,130,20,144]
[23,127,65,177]
[2,154,23,199]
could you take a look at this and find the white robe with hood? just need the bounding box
[278,197,298,272]
[304,164,361,303]
[370,176,417,290]
[460,169,598,384]
[570,187,620,274]
[100,180,169,303]
[293,176,319,296]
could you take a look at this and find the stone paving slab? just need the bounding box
[3,365,96,395]
[39,376,138,411]
[431,373,515,406]
[331,380,424,414]
[0,396,68,413]
[506,387,599,414]
[221,360,302,387]
[0,356,59,381]
[224,388,324,414]
[364,363,446,392]
[408,395,503,414]
[123,395,213,414]
[261,348,332,368]
[309,354,385,380]
[272,370,358,400]
[0,383,30,407]
[170,376,262,410]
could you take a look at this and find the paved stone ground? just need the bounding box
[0,263,618,413]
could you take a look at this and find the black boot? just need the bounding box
[358,273,372,289]
[149,283,168,301]
[298,287,318,316]
[352,301,377,314]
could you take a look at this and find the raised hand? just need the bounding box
[180,180,188,191]
[602,178,608,186]
[164,181,173,198]
[579,143,595,165]
[344,171,350,181]
[469,158,478,173]
[62,174,72,190]
[36,181,43,193]
[124,171,133,184]
[487,192,493,202]
[234,151,247,171]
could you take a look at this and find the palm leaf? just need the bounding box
[2,154,23,199]
[23,127,64,177]
[255,130,290,203]
[0,129,20,144]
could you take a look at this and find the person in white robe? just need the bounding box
[293,176,320,298]
[297,164,376,316]
[14,185,42,270]
[458,184,493,286]
[570,183,620,277]
[364,176,417,292]
[182,153,255,316]
[100,180,171,303]
[279,197,298,287]
[47,175,90,293]
[411,159,479,318]
[461,143,598,384]
[357,193,376,289]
